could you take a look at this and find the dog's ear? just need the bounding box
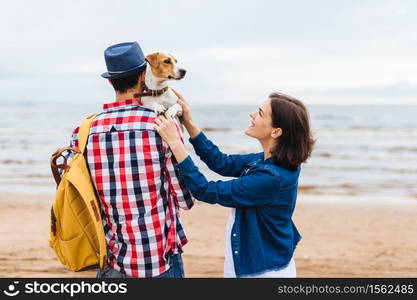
[145,52,160,68]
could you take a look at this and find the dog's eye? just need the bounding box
[163,59,171,64]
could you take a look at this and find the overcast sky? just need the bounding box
[1,0,416,105]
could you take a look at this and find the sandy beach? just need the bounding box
[1,192,416,278]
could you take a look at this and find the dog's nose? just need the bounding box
[179,69,186,77]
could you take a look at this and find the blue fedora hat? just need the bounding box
[101,42,146,79]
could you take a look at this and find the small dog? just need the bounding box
[137,52,186,118]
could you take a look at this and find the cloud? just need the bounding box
[1,0,417,105]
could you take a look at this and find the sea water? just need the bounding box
[1,101,416,202]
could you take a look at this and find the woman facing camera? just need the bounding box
[154,92,315,278]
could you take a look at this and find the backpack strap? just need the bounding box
[77,113,99,154]
[50,113,99,187]
[77,113,107,268]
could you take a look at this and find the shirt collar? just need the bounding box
[103,99,142,110]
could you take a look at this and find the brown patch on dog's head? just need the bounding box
[145,52,186,80]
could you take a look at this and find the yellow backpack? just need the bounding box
[49,114,107,271]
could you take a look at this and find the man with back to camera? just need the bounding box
[65,41,194,278]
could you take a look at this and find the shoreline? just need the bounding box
[1,191,416,205]
[1,193,416,277]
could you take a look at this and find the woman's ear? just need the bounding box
[271,128,282,139]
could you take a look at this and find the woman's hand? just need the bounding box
[171,89,201,139]
[154,114,182,147]
[154,114,189,163]
[171,89,193,125]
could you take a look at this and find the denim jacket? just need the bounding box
[176,132,301,277]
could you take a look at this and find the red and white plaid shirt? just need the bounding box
[67,99,194,278]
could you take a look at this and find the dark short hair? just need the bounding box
[269,92,315,171]
[109,70,143,93]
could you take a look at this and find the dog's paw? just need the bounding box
[165,104,182,118]
[165,107,178,118]
[153,104,167,115]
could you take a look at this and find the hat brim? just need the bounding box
[101,64,146,79]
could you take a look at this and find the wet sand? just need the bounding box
[1,193,416,278]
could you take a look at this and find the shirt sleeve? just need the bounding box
[162,122,194,210]
[189,132,263,177]
[176,155,280,208]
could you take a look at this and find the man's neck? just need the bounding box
[115,90,138,102]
